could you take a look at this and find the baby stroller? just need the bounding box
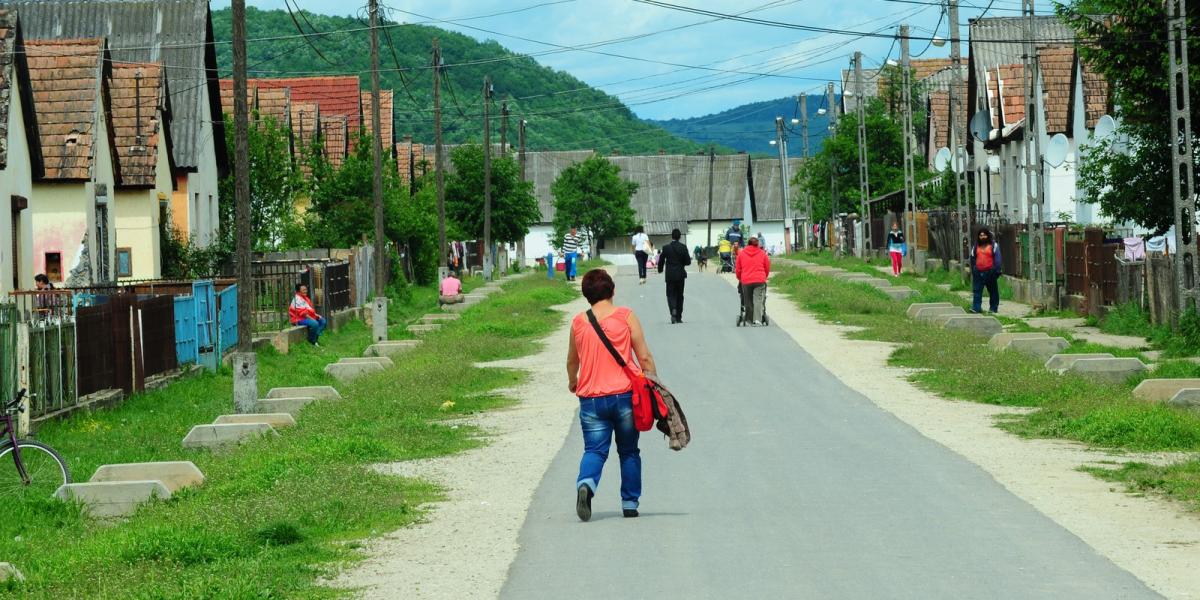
[719,252,734,273]
[735,283,768,327]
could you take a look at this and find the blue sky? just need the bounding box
[221,0,1035,121]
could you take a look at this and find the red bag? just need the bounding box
[586,310,668,432]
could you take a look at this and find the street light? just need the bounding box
[816,108,827,116]
[790,117,800,125]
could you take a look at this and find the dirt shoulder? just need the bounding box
[751,272,1200,600]
[333,296,588,599]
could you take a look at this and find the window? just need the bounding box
[44,252,62,283]
[116,248,132,278]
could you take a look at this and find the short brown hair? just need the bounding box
[580,269,615,305]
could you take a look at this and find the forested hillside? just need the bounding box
[211,7,705,154]
[649,96,832,156]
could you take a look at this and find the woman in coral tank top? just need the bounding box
[566,269,657,521]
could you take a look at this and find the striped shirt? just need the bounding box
[562,233,582,253]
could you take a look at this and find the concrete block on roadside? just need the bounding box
[1167,388,1200,410]
[1044,353,1115,371]
[324,361,384,382]
[89,461,205,493]
[1132,378,1200,402]
[255,397,316,416]
[266,386,341,401]
[422,313,461,322]
[365,340,422,358]
[906,302,954,319]
[444,302,472,313]
[931,311,973,327]
[407,323,441,335]
[213,413,297,429]
[182,423,278,449]
[832,272,870,281]
[1062,357,1148,383]
[882,287,916,300]
[942,315,1003,337]
[852,277,891,288]
[914,306,965,323]
[54,481,172,518]
[337,356,395,369]
[1004,337,1070,360]
[989,332,1050,349]
[0,563,23,583]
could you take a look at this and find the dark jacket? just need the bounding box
[658,240,692,282]
[969,241,1003,274]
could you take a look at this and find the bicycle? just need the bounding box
[1,389,71,499]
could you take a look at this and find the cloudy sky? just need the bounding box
[219,0,1034,121]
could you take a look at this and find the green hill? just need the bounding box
[649,96,833,157]
[211,7,705,155]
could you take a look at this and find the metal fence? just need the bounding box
[217,285,238,355]
[325,262,351,313]
[7,291,78,418]
[0,303,15,406]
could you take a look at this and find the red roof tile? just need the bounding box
[1081,59,1110,128]
[1039,46,1074,133]
[987,64,1026,128]
[252,76,361,132]
[290,101,320,173]
[255,87,290,129]
[361,89,393,155]
[320,114,348,169]
[25,38,106,181]
[109,62,166,187]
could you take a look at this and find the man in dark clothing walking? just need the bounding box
[658,228,692,324]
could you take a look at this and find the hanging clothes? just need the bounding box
[1124,237,1146,261]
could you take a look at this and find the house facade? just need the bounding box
[0,10,32,294]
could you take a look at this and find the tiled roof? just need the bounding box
[253,76,362,133]
[1080,58,1110,128]
[109,63,167,187]
[0,10,15,169]
[361,90,393,154]
[927,83,968,152]
[290,101,319,173]
[14,0,225,171]
[841,58,960,114]
[25,38,106,181]
[985,64,1025,129]
[217,79,254,122]
[255,87,290,129]
[1039,46,1074,134]
[969,16,1075,131]
[320,114,348,169]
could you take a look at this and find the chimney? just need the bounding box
[658,148,665,155]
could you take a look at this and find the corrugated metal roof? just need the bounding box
[750,158,803,221]
[525,150,594,222]
[606,154,751,225]
[13,0,223,171]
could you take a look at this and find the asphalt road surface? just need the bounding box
[500,268,1159,599]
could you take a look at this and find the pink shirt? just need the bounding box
[571,307,641,398]
[440,277,462,296]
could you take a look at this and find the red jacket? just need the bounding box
[289,293,319,325]
[735,245,770,284]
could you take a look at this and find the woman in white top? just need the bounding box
[631,225,650,284]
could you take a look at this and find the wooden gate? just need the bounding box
[138,295,178,378]
[76,302,115,397]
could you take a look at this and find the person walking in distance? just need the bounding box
[658,228,692,324]
[735,236,771,326]
[970,227,1003,314]
[562,227,583,282]
[631,225,650,284]
[886,221,907,276]
[567,269,657,521]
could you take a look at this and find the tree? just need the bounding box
[550,155,639,257]
[217,113,305,252]
[1059,0,1200,233]
[445,144,541,244]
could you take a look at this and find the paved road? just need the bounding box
[500,269,1159,599]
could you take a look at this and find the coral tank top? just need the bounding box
[571,306,641,398]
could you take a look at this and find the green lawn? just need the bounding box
[1,274,578,598]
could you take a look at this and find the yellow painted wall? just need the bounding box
[171,173,189,236]
[31,183,91,284]
[113,127,172,280]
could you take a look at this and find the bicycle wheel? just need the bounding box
[0,440,71,500]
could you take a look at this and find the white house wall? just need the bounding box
[0,72,33,294]
[187,83,221,247]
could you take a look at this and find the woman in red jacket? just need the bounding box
[289,283,326,346]
[735,236,770,326]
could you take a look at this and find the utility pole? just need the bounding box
[706,145,715,251]
[369,0,387,343]
[1022,0,1046,306]
[948,0,968,269]
[518,118,527,267]
[800,93,811,251]
[774,117,792,252]
[854,51,871,255]
[483,76,494,281]
[230,0,255,413]
[901,25,918,270]
[433,38,447,284]
[828,82,840,256]
[500,101,509,155]
[1167,0,1199,314]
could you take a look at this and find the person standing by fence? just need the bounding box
[563,227,583,282]
[631,226,650,284]
[289,284,326,346]
[970,228,1003,314]
[887,222,906,276]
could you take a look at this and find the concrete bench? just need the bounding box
[1061,357,1148,383]
[881,287,916,300]
[327,307,363,332]
[337,356,395,369]
[364,340,423,358]
[89,461,205,493]
[255,397,316,416]
[931,311,973,327]
[422,313,461,322]
[848,277,891,288]
[942,315,1003,337]
[832,272,872,281]
[906,302,954,319]
[407,323,441,335]
[324,361,384,382]
[266,386,341,400]
[913,306,965,322]
[989,332,1049,349]
[0,563,23,583]
[1132,378,1200,402]
[1044,353,1115,371]
[252,325,308,355]
[1167,388,1200,410]
[1003,337,1069,360]
[213,413,297,429]
[55,480,173,518]
[182,423,279,449]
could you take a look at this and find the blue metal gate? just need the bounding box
[173,295,197,365]
[193,281,217,371]
[217,284,238,355]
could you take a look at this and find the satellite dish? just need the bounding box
[1093,115,1116,141]
[1044,133,1069,167]
[934,147,951,172]
[970,110,992,142]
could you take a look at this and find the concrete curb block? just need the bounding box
[1044,353,1115,371]
[266,386,341,400]
[407,323,441,335]
[422,313,461,321]
[256,397,316,415]
[337,356,395,369]
[914,306,965,322]
[906,302,954,319]
[1061,357,1148,383]
[0,563,23,583]
[324,361,385,382]
[182,423,278,449]
[364,340,423,358]
[1132,378,1200,402]
[881,287,916,300]
[1167,388,1200,410]
[89,461,205,493]
[988,332,1050,349]
[54,480,172,518]
[942,315,1003,337]
[214,413,297,429]
[1004,337,1070,360]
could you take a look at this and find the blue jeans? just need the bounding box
[565,252,578,279]
[972,270,1000,313]
[297,317,326,344]
[577,392,641,511]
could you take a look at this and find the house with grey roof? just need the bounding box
[13,0,227,248]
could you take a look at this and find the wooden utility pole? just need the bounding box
[901,25,918,269]
[827,82,839,255]
[369,0,387,343]
[800,93,811,251]
[500,101,509,155]
[483,76,494,281]
[706,146,715,251]
[231,0,256,413]
[517,118,527,267]
[433,39,447,283]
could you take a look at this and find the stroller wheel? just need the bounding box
[762,315,769,326]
